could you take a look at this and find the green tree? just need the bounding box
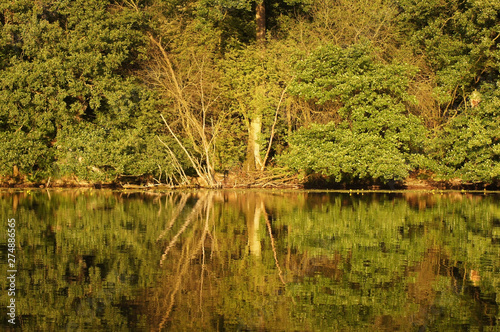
[0,0,169,182]
[397,0,500,118]
[220,42,293,171]
[396,1,500,183]
[196,0,310,171]
[280,43,426,184]
[428,86,500,184]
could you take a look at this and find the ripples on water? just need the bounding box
[0,189,498,331]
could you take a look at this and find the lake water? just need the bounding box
[0,189,499,331]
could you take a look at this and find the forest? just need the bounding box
[1,0,500,188]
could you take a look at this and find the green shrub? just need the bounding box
[54,123,175,182]
[281,43,427,183]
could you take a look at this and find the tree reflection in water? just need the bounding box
[0,190,498,331]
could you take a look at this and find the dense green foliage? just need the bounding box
[0,0,168,181]
[1,0,500,186]
[281,44,426,183]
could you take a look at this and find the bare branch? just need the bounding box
[262,82,290,170]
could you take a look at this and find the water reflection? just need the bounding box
[0,190,499,331]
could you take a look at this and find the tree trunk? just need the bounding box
[243,2,266,172]
[244,114,263,171]
[256,1,266,44]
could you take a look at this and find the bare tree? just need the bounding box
[147,34,226,187]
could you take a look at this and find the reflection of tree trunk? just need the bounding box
[399,246,442,330]
[156,194,189,243]
[12,194,19,213]
[159,193,210,266]
[245,194,285,283]
[246,193,263,256]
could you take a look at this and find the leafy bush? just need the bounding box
[0,0,172,182]
[429,86,500,183]
[397,0,500,109]
[280,123,410,182]
[0,131,54,180]
[54,123,175,182]
[281,43,427,183]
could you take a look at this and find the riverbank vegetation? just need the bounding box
[1,0,499,188]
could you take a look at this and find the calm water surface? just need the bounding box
[0,189,499,331]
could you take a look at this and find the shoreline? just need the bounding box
[0,175,495,192]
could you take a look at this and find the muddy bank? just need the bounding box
[0,172,495,191]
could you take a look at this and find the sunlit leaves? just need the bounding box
[397,0,500,108]
[429,90,500,183]
[282,43,426,183]
[0,0,157,179]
